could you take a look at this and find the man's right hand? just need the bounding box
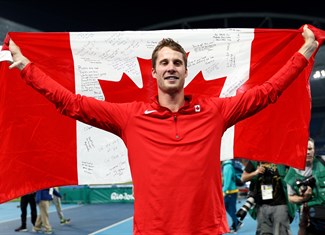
[8,39,30,71]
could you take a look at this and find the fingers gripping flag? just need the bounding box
[0,26,324,203]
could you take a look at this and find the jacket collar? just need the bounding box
[145,95,202,118]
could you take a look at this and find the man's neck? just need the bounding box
[158,91,185,112]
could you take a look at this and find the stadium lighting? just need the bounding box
[312,69,325,80]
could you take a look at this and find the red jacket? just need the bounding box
[21,52,307,235]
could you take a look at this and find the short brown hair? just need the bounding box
[151,38,187,69]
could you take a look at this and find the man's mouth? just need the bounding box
[164,76,178,80]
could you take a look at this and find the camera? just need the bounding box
[236,192,256,221]
[295,175,316,193]
[259,166,275,184]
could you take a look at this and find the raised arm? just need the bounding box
[6,38,124,134]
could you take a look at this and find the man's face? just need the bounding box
[306,140,315,167]
[151,47,188,95]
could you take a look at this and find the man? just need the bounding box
[222,160,242,233]
[241,161,295,235]
[7,25,318,235]
[52,187,71,225]
[285,137,325,234]
[33,188,62,235]
[14,192,37,232]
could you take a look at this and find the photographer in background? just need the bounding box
[240,161,295,235]
[285,137,325,235]
[222,160,242,233]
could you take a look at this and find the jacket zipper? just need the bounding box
[174,114,179,139]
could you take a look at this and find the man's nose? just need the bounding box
[166,63,176,72]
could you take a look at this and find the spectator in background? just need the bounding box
[52,187,71,225]
[285,137,325,234]
[33,188,61,235]
[14,192,37,232]
[241,161,295,235]
[222,160,243,233]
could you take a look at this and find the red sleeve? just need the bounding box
[21,63,124,135]
[216,52,308,128]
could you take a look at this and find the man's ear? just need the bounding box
[152,68,157,79]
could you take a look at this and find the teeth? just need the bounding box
[165,77,177,80]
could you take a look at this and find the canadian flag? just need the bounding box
[0,25,324,203]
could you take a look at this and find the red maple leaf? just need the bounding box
[98,57,226,103]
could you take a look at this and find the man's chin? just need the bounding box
[164,86,181,94]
